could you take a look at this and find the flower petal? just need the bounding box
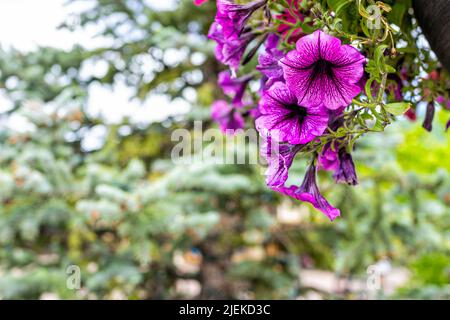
[281,30,365,110]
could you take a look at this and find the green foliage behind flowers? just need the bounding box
[0,0,448,300]
[396,116,450,174]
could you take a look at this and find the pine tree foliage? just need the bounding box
[0,0,448,299]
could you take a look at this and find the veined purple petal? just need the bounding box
[222,31,257,73]
[257,35,284,87]
[211,100,245,134]
[333,150,358,185]
[218,71,253,107]
[265,33,280,51]
[272,163,340,221]
[217,0,267,36]
[255,82,329,145]
[318,141,339,171]
[260,134,302,187]
[280,30,365,110]
[193,0,208,6]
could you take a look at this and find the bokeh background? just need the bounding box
[0,0,448,300]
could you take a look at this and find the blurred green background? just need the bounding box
[0,0,448,300]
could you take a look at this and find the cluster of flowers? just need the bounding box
[194,0,448,221]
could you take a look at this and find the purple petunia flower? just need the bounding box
[209,22,257,73]
[272,163,341,221]
[218,71,253,107]
[422,102,435,132]
[265,33,279,51]
[255,82,329,145]
[318,142,340,172]
[280,30,365,110]
[216,0,267,36]
[257,34,284,88]
[193,0,208,6]
[209,0,267,72]
[208,22,226,60]
[260,134,302,187]
[436,95,450,109]
[211,100,245,134]
[333,150,358,185]
[319,143,358,185]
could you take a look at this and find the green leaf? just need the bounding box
[374,44,388,69]
[385,65,396,73]
[327,0,352,15]
[371,119,385,132]
[388,2,407,27]
[360,19,370,38]
[384,102,411,115]
[335,127,347,137]
[365,77,376,101]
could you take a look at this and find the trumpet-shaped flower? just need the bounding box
[255,82,329,145]
[280,30,365,110]
[333,149,358,185]
[260,134,302,187]
[272,163,340,221]
[257,34,284,88]
[211,100,244,134]
[218,71,253,107]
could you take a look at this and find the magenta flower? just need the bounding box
[280,30,365,110]
[260,134,302,187]
[218,71,253,107]
[272,163,341,221]
[318,142,339,172]
[211,100,245,134]
[422,102,435,132]
[333,150,358,185]
[193,0,208,6]
[209,1,267,72]
[276,0,306,43]
[257,34,284,88]
[208,22,256,73]
[216,0,267,36]
[255,82,329,145]
[249,106,261,119]
[318,143,358,185]
[436,95,450,109]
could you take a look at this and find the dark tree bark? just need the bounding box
[413,0,450,72]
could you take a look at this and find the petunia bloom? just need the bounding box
[280,30,365,110]
[260,134,302,187]
[257,34,284,88]
[216,0,267,36]
[318,142,339,172]
[272,163,341,221]
[208,22,256,73]
[218,71,253,107]
[422,102,435,132]
[193,0,208,6]
[436,95,450,109]
[209,1,268,72]
[211,100,245,134]
[255,82,329,145]
[333,149,358,185]
[276,0,306,43]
